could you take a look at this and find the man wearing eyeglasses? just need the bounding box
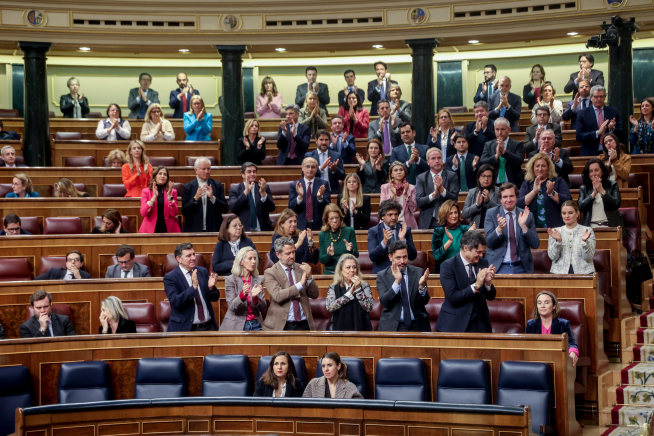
[105,244,152,278]
[36,250,90,280]
[0,214,32,235]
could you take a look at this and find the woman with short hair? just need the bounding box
[212,215,257,276]
[99,296,137,334]
[388,84,412,124]
[107,149,127,168]
[184,95,213,141]
[60,77,90,118]
[254,351,304,397]
[530,82,563,124]
[269,209,318,265]
[256,76,283,119]
[6,173,39,198]
[319,204,358,275]
[96,104,131,141]
[431,200,476,273]
[326,254,373,331]
[140,103,175,141]
[302,352,364,398]
[238,119,266,165]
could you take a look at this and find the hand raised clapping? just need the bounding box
[547,227,562,242]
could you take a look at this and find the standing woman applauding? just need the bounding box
[337,173,371,230]
[184,95,213,141]
[630,97,654,154]
[60,77,89,118]
[356,139,388,194]
[122,140,153,197]
[547,200,595,274]
[139,166,180,234]
[326,254,373,331]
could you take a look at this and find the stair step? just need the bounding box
[602,425,650,436]
[621,363,654,386]
[600,405,654,426]
[625,345,654,363]
[640,311,654,328]
[636,329,654,345]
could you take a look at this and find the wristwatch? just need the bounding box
[548,191,556,197]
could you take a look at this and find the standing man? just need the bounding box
[128,73,160,119]
[416,148,459,229]
[367,61,398,117]
[289,157,331,231]
[575,85,622,156]
[0,145,27,168]
[562,79,592,129]
[464,101,496,157]
[435,231,497,333]
[19,290,76,338]
[295,66,330,115]
[368,200,418,273]
[181,157,229,232]
[473,64,498,104]
[480,118,525,188]
[390,122,429,185]
[163,243,219,332]
[524,106,563,154]
[105,244,152,278]
[277,104,311,165]
[376,241,431,332]
[306,130,345,195]
[263,237,320,331]
[563,53,605,96]
[169,72,200,119]
[368,100,401,154]
[483,183,540,274]
[446,134,479,192]
[527,130,573,186]
[328,116,355,164]
[338,70,365,108]
[488,76,522,132]
[228,162,275,232]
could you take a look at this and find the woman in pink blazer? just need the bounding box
[139,165,181,233]
[380,161,418,230]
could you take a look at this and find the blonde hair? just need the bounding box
[55,178,85,198]
[332,254,365,288]
[13,173,34,194]
[341,173,363,208]
[305,90,318,107]
[321,203,345,233]
[67,77,79,88]
[144,103,165,123]
[231,246,260,277]
[125,140,150,174]
[524,152,557,182]
[388,161,407,183]
[187,95,205,114]
[274,208,299,237]
[437,108,452,126]
[102,296,129,321]
[243,119,259,137]
[107,149,127,166]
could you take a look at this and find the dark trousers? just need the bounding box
[284,157,300,165]
[465,315,492,333]
[429,217,441,229]
[191,321,217,331]
[284,320,310,331]
[397,321,420,332]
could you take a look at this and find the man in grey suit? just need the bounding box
[483,183,540,274]
[295,66,330,116]
[128,73,160,119]
[105,244,152,278]
[488,76,522,132]
[416,147,459,229]
[524,106,562,154]
[368,99,401,154]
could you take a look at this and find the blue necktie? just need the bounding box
[500,107,506,118]
[139,99,147,118]
[380,80,386,100]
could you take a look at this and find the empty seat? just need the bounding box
[163,253,204,275]
[367,215,379,227]
[558,300,588,364]
[122,302,157,333]
[157,300,170,332]
[425,299,442,331]
[172,182,184,194]
[148,156,176,167]
[26,303,75,330]
[94,215,132,233]
[436,359,490,404]
[497,361,553,435]
[201,354,251,397]
[316,357,365,398]
[64,156,96,167]
[0,365,34,436]
[532,250,553,273]
[54,132,82,140]
[187,156,218,166]
[620,207,641,253]
[309,298,332,331]
[58,361,112,403]
[267,181,293,196]
[134,358,186,399]
[375,358,427,401]
[86,112,102,118]
[369,300,382,331]
[0,184,13,197]
[0,257,31,281]
[488,300,525,334]
[408,251,427,270]
[358,252,373,274]
[20,217,41,235]
[256,355,306,386]
[260,131,278,141]
[443,106,468,113]
[0,108,19,117]
[43,217,83,235]
[38,256,67,276]
[102,184,128,197]
[261,156,275,165]
[567,174,582,189]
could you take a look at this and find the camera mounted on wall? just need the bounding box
[586,16,636,49]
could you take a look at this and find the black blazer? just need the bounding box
[237,136,266,165]
[19,313,77,338]
[517,177,572,228]
[525,318,578,350]
[578,182,624,228]
[338,88,365,108]
[564,69,604,95]
[253,379,305,397]
[212,237,257,276]
[228,183,275,232]
[427,130,459,160]
[357,160,388,194]
[36,268,91,280]
[522,84,537,109]
[479,138,525,188]
[527,148,573,186]
[575,105,623,156]
[376,264,430,332]
[445,153,478,192]
[270,234,319,265]
[60,94,90,118]
[163,266,219,332]
[98,317,137,334]
[464,120,495,158]
[367,78,398,116]
[488,92,523,132]
[181,178,229,232]
[337,194,371,230]
[289,178,331,231]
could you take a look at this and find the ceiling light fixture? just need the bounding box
[468,40,479,44]
[275,48,286,52]
[79,47,91,51]
[179,49,189,52]
[372,44,383,49]
[567,32,578,36]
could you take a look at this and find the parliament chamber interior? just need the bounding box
[2,1,654,436]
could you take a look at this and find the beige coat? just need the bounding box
[219,274,267,331]
[140,119,175,141]
[302,376,363,399]
[262,262,319,331]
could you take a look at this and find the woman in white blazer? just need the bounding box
[547,200,595,274]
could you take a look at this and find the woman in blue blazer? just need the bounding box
[518,152,571,228]
[526,290,579,367]
[183,95,213,141]
[212,215,256,276]
[6,174,40,198]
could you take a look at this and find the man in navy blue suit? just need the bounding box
[575,85,623,156]
[561,79,591,132]
[390,122,429,184]
[434,231,497,333]
[473,64,498,104]
[169,73,200,119]
[163,243,219,332]
[328,116,355,164]
[367,61,398,117]
[464,101,495,157]
[367,199,417,273]
[306,130,345,195]
[445,134,479,192]
[277,105,311,165]
[289,157,331,231]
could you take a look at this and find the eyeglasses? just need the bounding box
[66,258,81,262]
[11,182,22,187]
[5,227,20,233]
[231,224,244,229]
[117,260,132,265]
[479,174,493,179]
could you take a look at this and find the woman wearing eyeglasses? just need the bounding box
[212,215,257,276]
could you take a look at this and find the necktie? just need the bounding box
[400,273,411,325]
[320,153,327,180]
[582,98,588,110]
[500,106,506,118]
[507,212,518,262]
[597,108,605,146]
[390,227,397,242]
[189,271,206,323]
[348,87,354,93]
[44,326,52,337]
[432,174,440,218]
[123,270,128,278]
[287,267,301,321]
[488,85,493,101]
[182,92,188,113]
[459,155,467,191]
[383,121,391,154]
[468,264,476,285]
[407,145,417,184]
[249,190,258,230]
[380,80,386,100]
[289,126,296,160]
[139,99,147,118]
[306,181,313,222]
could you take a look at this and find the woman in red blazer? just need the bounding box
[139,165,181,233]
[122,140,153,197]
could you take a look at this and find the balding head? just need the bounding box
[498,76,512,94]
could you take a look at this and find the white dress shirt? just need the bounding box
[179,266,210,324]
[303,177,325,202]
[284,265,312,322]
[95,119,132,141]
[120,267,134,279]
[390,269,427,322]
[428,170,448,203]
[197,177,217,231]
[459,253,491,293]
[135,89,153,106]
[440,129,450,161]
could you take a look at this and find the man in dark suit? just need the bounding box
[289,157,331,231]
[228,162,275,232]
[36,250,91,280]
[169,72,200,119]
[390,122,429,184]
[367,61,398,116]
[488,76,522,132]
[295,66,330,115]
[1,145,26,167]
[127,72,160,119]
[377,241,431,332]
[182,157,229,232]
[19,290,76,338]
[473,64,498,104]
[480,118,525,188]
[368,100,401,153]
[575,85,623,156]
[483,183,540,274]
[445,134,479,192]
[562,79,592,130]
[329,116,355,164]
[0,214,32,235]
[416,148,459,229]
[523,106,563,154]
[368,200,418,273]
[306,130,345,195]
[563,53,605,96]
[163,243,219,332]
[527,130,573,186]
[0,122,21,141]
[435,231,497,333]
[465,101,496,157]
[105,244,151,278]
[277,105,311,165]
[338,69,365,108]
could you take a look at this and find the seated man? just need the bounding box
[338,69,365,108]
[0,214,32,235]
[445,134,479,192]
[105,244,152,278]
[488,76,522,132]
[527,129,573,186]
[19,290,76,338]
[523,106,563,154]
[127,72,160,119]
[464,101,495,157]
[169,72,200,119]
[368,199,417,273]
[563,53,605,96]
[277,104,311,165]
[289,157,330,231]
[228,162,275,232]
[295,66,330,115]
[328,116,355,164]
[36,250,90,280]
[368,99,401,154]
[562,79,592,129]
[480,117,525,188]
[473,64,498,103]
[575,85,623,156]
[390,122,429,184]
[0,145,27,167]
[306,129,345,195]
[0,121,21,141]
[416,147,459,229]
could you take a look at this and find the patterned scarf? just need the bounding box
[391,180,406,197]
[636,118,654,154]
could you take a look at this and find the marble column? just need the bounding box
[217,45,246,166]
[406,38,438,144]
[19,42,51,166]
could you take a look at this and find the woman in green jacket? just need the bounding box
[431,200,476,274]
[319,204,359,275]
